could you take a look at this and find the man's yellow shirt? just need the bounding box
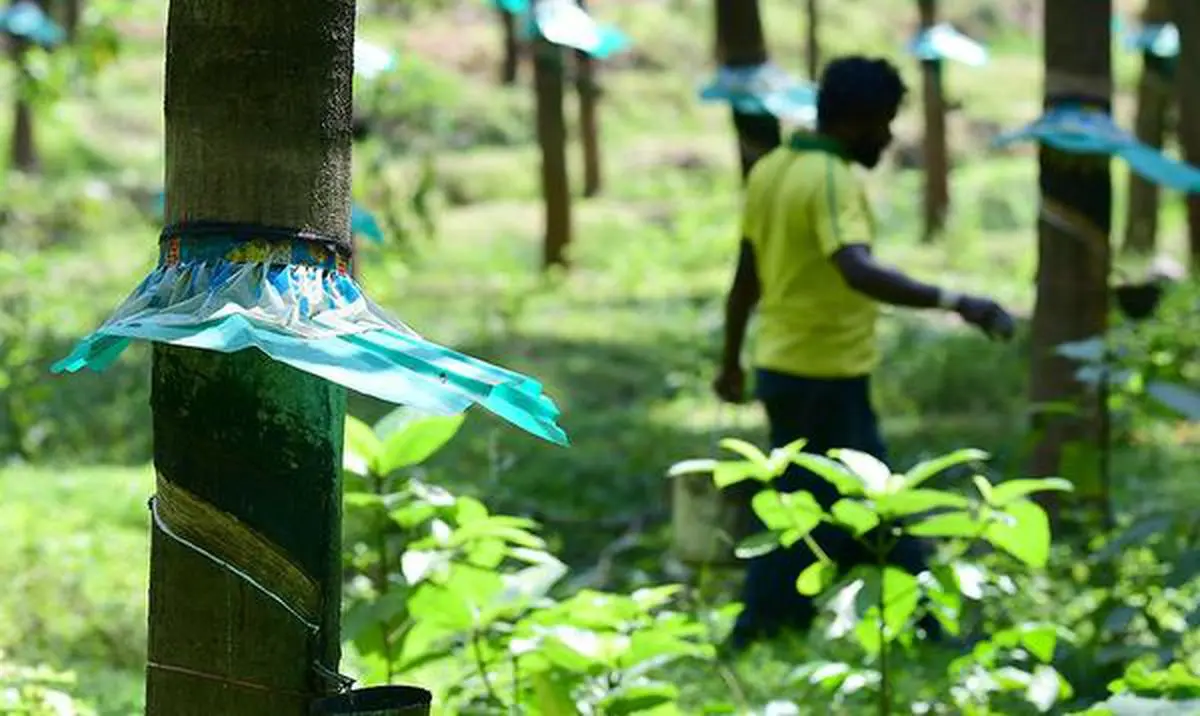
[742,133,879,378]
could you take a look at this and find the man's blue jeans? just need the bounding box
[728,369,934,649]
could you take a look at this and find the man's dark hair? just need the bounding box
[816,56,907,128]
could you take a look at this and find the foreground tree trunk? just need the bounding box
[1124,0,1175,255]
[1027,0,1113,526]
[917,0,949,242]
[534,21,571,268]
[576,0,601,197]
[499,7,519,85]
[715,0,782,181]
[805,0,819,80]
[1177,0,1200,266]
[146,0,353,712]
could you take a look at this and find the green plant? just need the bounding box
[672,439,1074,714]
[0,650,95,715]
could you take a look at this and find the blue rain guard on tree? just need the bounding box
[699,64,817,126]
[151,192,386,245]
[0,0,65,48]
[354,39,398,80]
[492,0,530,15]
[1122,22,1179,58]
[907,23,988,66]
[526,0,630,59]
[994,105,1200,193]
[51,232,567,445]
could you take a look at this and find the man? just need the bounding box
[714,56,1015,650]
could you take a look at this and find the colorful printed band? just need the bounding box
[158,234,351,275]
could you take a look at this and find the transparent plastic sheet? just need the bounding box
[698,64,817,125]
[526,0,629,59]
[907,23,988,66]
[51,236,567,445]
[993,105,1200,193]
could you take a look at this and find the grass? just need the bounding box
[0,0,1198,713]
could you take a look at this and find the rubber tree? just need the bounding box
[1177,0,1200,266]
[533,0,571,268]
[1124,0,1176,255]
[917,0,949,242]
[805,0,819,80]
[575,0,601,197]
[147,0,353,712]
[715,0,782,181]
[1027,0,1113,526]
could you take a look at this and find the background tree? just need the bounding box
[534,0,571,268]
[1124,0,1176,255]
[916,0,949,243]
[804,0,819,80]
[499,4,519,85]
[1027,0,1113,526]
[1176,0,1200,266]
[146,0,354,712]
[576,0,601,197]
[714,0,781,181]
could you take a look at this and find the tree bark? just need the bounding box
[1027,0,1112,526]
[715,0,782,181]
[576,0,601,197]
[7,0,41,174]
[534,30,571,268]
[1176,0,1200,267]
[499,7,519,85]
[805,0,819,80]
[1124,0,1175,255]
[918,0,949,242]
[146,0,353,713]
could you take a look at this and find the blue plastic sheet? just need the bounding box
[994,105,1200,193]
[354,39,398,80]
[493,0,530,15]
[527,0,629,59]
[151,192,385,245]
[699,64,817,125]
[907,23,988,66]
[1122,23,1179,58]
[0,0,65,47]
[51,234,567,445]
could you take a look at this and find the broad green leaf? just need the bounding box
[875,489,971,519]
[455,495,489,524]
[666,458,717,478]
[985,499,1051,568]
[972,474,995,504]
[344,491,386,510]
[776,491,826,543]
[719,437,770,466]
[796,560,837,596]
[830,448,892,494]
[991,478,1074,506]
[901,448,990,490]
[375,413,466,475]
[831,499,879,536]
[751,491,790,529]
[735,530,782,559]
[1026,665,1064,713]
[713,460,767,487]
[598,682,680,716]
[906,510,981,539]
[1020,623,1059,662]
[531,671,581,716]
[400,549,448,585]
[343,415,381,475]
[790,661,851,690]
[880,567,921,640]
[792,453,864,496]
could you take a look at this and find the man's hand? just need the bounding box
[714,364,748,404]
[955,295,1016,341]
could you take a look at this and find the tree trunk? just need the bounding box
[1177,0,1200,267]
[7,0,40,174]
[576,0,601,197]
[1027,0,1112,526]
[146,0,353,713]
[1124,0,1175,255]
[805,0,819,80]
[500,7,519,85]
[918,0,949,242]
[534,29,571,268]
[715,0,782,181]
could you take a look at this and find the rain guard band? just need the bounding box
[52,221,568,445]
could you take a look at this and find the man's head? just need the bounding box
[816,57,907,169]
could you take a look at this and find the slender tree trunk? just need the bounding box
[715,0,782,181]
[1124,0,1175,255]
[1177,0,1200,267]
[1027,0,1112,526]
[534,25,571,268]
[805,0,819,80]
[575,0,602,197]
[918,0,949,242]
[7,0,41,174]
[499,7,519,85]
[146,0,353,713]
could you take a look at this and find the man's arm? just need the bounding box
[831,244,948,308]
[721,239,761,373]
